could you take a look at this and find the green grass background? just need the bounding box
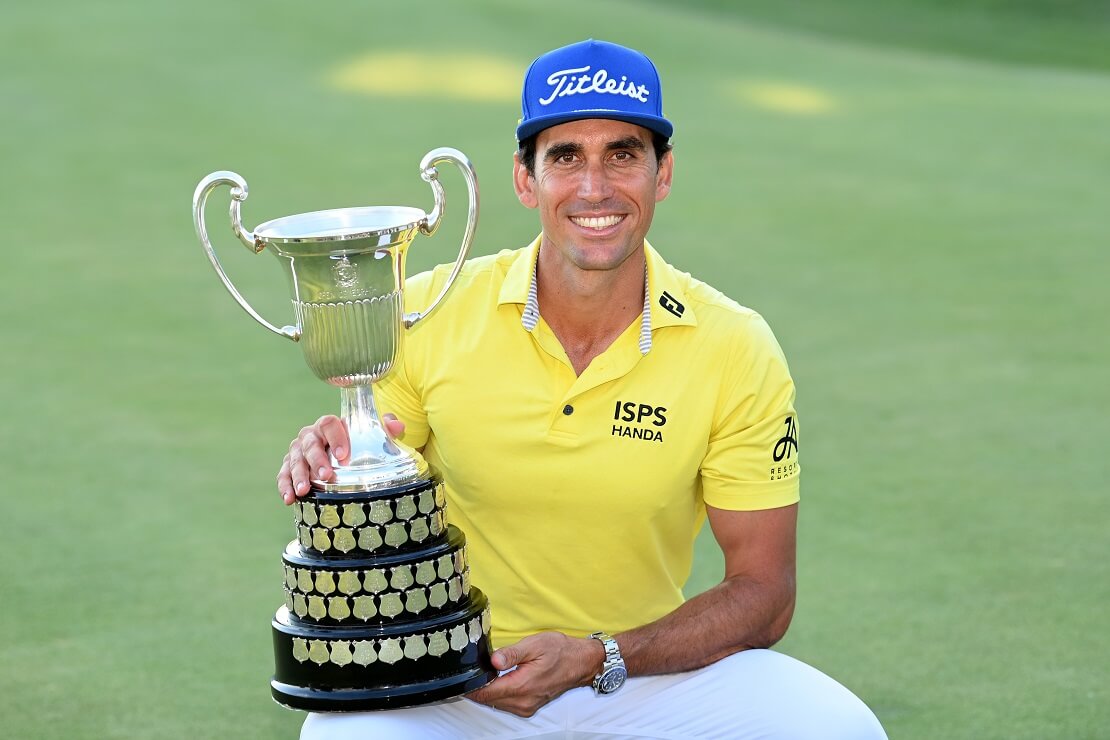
[665,0,1110,72]
[2,0,1107,737]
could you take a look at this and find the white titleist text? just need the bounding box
[539,66,650,106]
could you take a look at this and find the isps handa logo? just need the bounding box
[770,416,798,481]
[611,400,667,443]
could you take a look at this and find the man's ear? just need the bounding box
[513,152,538,209]
[655,150,674,203]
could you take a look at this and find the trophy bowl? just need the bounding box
[192,149,476,490]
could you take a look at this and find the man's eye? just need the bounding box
[612,151,632,161]
[558,154,576,163]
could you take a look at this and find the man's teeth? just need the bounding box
[571,215,623,229]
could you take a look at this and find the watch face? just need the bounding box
[598,666,627,694]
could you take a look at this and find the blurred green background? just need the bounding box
[2,0,1107,737]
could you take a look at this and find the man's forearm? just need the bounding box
[615,573,796,676]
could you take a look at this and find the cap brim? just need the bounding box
[516,110,673,143]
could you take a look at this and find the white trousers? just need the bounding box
[300,649,887,739]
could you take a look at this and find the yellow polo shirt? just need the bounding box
[378,238,800,648]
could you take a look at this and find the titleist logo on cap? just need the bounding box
[538,66,651,106]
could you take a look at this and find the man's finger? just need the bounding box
[302,433,334,482]
[317,415,349,463]
[287,443,312,497]
[382,413,406,439]
[277,457,297,505]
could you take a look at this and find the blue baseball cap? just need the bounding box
[516,39,673,143]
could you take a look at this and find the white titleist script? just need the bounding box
[538,66,651,106]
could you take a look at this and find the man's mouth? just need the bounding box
[570,214,625,230]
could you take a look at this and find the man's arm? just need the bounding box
[618,502,797,673]
[468,503,797,716]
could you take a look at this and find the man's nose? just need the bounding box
[576,160,614,202]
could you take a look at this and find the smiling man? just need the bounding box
[283,39,886,739]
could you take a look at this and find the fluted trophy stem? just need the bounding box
[312,384,424,491]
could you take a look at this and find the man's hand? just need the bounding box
[276,414,405,505]
[467,632,605,717]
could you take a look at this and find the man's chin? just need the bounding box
[569,253,641,274]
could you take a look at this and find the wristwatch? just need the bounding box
[588,631,627,695]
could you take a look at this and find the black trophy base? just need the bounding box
[271,665,495,712]
[271,591,496,711]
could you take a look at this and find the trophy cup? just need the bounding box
[192,148,496,711]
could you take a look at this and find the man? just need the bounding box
[279,39,886,739]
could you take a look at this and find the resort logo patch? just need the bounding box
[770,416,798,481]
[773,416,798,462]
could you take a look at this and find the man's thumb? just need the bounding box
[491,645,519,671]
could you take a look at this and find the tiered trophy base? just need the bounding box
[271,472,496,712]
[271,593,495,711]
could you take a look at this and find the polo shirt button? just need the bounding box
[562,404,574,416]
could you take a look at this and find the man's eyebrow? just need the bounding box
[606,136,647,152]
[543,142,582,162]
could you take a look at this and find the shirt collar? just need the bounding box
[497,235,542,308]
[498,237,696,354]
[644,239,697,331]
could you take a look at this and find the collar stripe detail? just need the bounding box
[520,257,653,355]
[638,269,652,355]
[521,257,540,331]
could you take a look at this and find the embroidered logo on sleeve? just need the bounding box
[770,417,799,481]
[773,417,798,461]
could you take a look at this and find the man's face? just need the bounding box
[513,119,673,274]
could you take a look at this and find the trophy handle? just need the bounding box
[192,171,301,342]
[404,148,479,328]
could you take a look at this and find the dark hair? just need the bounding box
[517,130,673,176]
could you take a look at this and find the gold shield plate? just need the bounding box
[318,505,341,529]
[404,635,428,660]
[353,595,377,620]
[338,570,362,595]
[368,500,392,525]
[353,640,377,665]
[342,503,367,527]
[379,593,404,619]
[395,495,417,520]
[390,565,414,591]
[428,630,450,657]
[332,527,356,553]
[428,582,449,608]
[358,526,384,552]
[330,640,354,666]
[378,638,403,664]
[308,640,330,665]
[328,596,351,620]
[363,569,388,593]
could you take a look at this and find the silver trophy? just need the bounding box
[192,149,496,711]
[192,148,476,490]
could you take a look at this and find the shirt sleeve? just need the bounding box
[700,312,800,511]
